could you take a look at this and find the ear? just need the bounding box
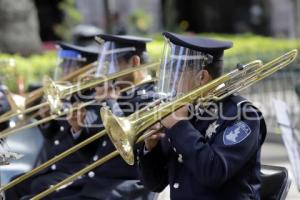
[196,70,212,85]
[131,55,141,67]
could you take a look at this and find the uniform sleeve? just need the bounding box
[72,101,123,160]
[38,121,56,140]
[138,143,169,192]
[73,105,103,144]
[71,125,102,161]
[73,99,123,145]
[166,108,261,188]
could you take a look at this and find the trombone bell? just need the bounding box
[100,107,135,165]
[43,76,68,115]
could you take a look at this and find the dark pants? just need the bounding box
[5,173,33,200]
[50,178,156,200]
[5,171,70,200]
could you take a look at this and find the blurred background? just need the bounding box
[0,0,300,199]
[0,0,299,92]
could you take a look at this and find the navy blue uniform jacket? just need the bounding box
[138,94,266,200]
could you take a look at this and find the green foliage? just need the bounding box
[0,52,56,92]
[147,33,300,70]
[129,9,153,34]
[54,0,82,41]
[163,0,178,31]
[0,33,299,93]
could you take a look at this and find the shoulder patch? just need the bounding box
[223,121,251,145]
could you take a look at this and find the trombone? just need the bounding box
[0,78,156,193]
[30,49,297,200]
[43,61,159,115]
[0,62,159,139]
[0,86,25,123]
[0,61,98,124]
[0,58,25,123]
[101,49,298,165]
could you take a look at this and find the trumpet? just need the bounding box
[11,50,298,200]
[0,62,159,139]
[0,61,98,124]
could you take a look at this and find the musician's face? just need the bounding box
[57,59,83,78]
[116,55,141,83]
[93,79,115,101]
[68,102,86,122]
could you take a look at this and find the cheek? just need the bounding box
[185,80,193,92]
[184,75,196,91]
[118,61,129,71]
[96,87,105,94]
[191,74,201,88]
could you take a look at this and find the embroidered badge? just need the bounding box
[223,121,251,145]
[205,121,219,139]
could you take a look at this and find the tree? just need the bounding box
[294,0,300,37]
[0,0,42,56]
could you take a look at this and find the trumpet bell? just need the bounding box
[100,106,135,165]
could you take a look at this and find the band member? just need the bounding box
[137,32,267,200]
[54,42,99,80]
[50,34,156,200]
[5,43,100,200]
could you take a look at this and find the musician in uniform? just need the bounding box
[49,34,156,200]
[137,32,267,200]
[5,43,99,200]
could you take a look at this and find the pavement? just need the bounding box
[262,136,300,200]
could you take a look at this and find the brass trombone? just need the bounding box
[0,87,26,123]
[0,61,98,124]
[0,78,156,192]
[0,62,159,139]
[101,49,298,165]
[0,78,155,192]
[0,58,25,123]
[29,59,263,199]
[43,61,159,115]
[9,50,298,200]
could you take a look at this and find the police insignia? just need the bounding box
[223,121,251,145]
[205,121,219,139]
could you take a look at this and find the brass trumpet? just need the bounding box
[0,62,159,139]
